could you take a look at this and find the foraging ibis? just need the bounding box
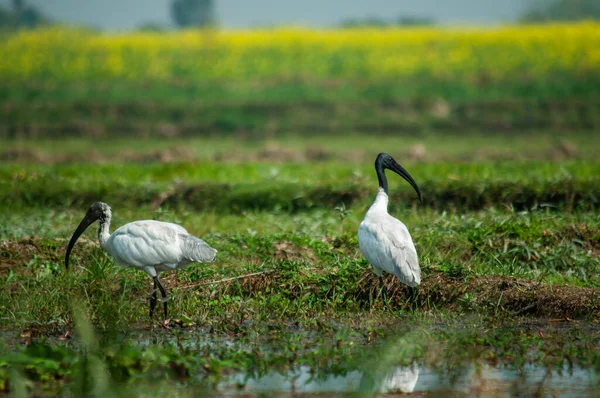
[65,202,217,319]
[358,153,423,299]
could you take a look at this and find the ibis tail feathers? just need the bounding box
[391,248,420,287]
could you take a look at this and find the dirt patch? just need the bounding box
[256,142,304,163]
[122,147,197,163]
[556,223,600,252]
[0,148,47,163]
[550,139,579,161]
[274,241,317,263]
[0,237,97,275]
[181,267,600,319]
[0,134,594,166]
[415,273,598,319]
[0,147,199,165]
[214,142,329,163]
[1,143,593,166]
[0,238,42,272]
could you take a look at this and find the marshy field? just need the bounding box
[1,24,600,396]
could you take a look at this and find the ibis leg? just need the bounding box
[154,277,168,319]
[378,277,388,301]
[149,279,158,318]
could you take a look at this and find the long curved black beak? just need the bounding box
[65,212,99,269]
[387,160,423,203]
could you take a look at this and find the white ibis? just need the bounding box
[65,202,217,319]
[358,153,423,300]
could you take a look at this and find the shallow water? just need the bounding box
[3,325,599,396]
[218,363,598,396]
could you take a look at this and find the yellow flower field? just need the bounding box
[0,23,598,82]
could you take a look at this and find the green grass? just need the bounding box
[1,160,599,213]
[1,207,598,329]
[2,130,600,162]
[2,133,600,395]
[2,75,600,104]
[2,91,599,140]
[2,25,600,393]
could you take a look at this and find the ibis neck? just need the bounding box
[97,213,111,248]
[368,187,389,215]
[376,163,388,194]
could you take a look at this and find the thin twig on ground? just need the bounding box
[512,301,538,316]
[176,270,275,290]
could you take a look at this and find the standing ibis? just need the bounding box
[358,153,423,300]
[65,202,217,319]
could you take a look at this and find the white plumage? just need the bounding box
[358,188,420,287]
[65,202,217,319]
[107,220,216,278]
[358,153,423,298]
[380,365,420,393]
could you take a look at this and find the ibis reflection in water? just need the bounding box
[64,202,217,319]
[225,364,419,394]
[358,153,423,300]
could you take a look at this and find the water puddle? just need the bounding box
[3,323,599,396]
[218,363,598,396]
